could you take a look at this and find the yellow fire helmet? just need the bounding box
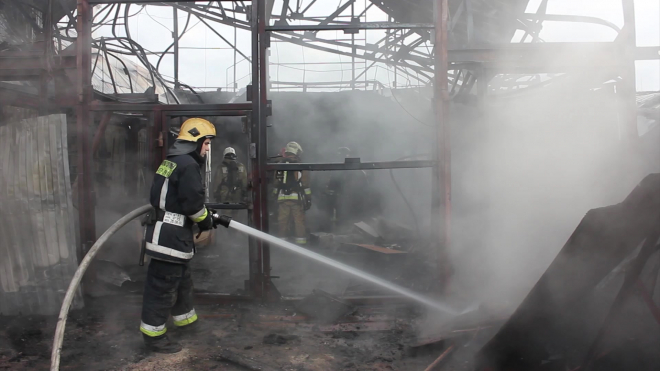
[177,118,216,142]
[285,141,303,156]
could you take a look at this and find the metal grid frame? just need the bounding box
[60,0,451,301]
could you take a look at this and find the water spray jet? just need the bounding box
[215,214,463,315]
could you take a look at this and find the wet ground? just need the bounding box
[0,295,500,371]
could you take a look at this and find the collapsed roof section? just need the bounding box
[1,0,543,102]
[3,0,645,103]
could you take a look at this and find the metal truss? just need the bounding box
[25,0,653,99]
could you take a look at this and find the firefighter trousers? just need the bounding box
[140,259,197,338]
[277,200,307,244]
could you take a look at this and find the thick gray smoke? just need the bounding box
[264,76,655,315]
[86,76,656,321]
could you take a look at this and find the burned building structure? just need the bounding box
[0,0,659,370]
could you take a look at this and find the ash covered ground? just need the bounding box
[0,297,499,371]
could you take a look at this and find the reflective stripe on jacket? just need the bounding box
[145,153,206,263]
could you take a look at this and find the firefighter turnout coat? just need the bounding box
[214,159,248,203]
[145,152,209,263]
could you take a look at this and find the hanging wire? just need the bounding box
[386,65,433,128]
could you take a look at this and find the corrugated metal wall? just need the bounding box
[0,114,81,315]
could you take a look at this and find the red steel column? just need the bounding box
[433,0,451,291]
[248,0,265,298]
[76,0,95,259]
[258,0,273,300]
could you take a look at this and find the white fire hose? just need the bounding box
[50,204,152,371]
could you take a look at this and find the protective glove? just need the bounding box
[197,209,215,231]
[304,197,312,211]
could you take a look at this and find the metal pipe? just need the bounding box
[50,204,152,371]
[101,40,118,94]
[424,344,456,371]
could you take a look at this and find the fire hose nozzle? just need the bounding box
[212,213,232,228]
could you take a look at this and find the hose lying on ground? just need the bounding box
[50,204,152,371]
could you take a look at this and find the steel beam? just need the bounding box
[635,46,660,60]
[447,44,660,72]
[266,22,434,32]
[265,160,435,171]
[89,102,252,112]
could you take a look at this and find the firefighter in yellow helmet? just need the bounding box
[273,141,311,244]
[140,118,218,353]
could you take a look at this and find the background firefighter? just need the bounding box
[140,118,217,354]
[273,141,311,244]
[213,147,248,210]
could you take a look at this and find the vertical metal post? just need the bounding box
[173,5,179,87]
[233,23,237,92]
[41,0,53,113]
[76,0,95,258]
[620,0,638,144]
[351,2,355,90]
[432,0,451,291]
[477,65,490,256]
[259,0,274,300]
[248,0,264,298]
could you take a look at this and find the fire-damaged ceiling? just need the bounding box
[372,0,532,47]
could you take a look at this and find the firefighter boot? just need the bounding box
[143,334,183,354]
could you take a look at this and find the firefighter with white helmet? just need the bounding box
[140,117,218,353]
[213,147,248,207]
[273,141,311,244]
